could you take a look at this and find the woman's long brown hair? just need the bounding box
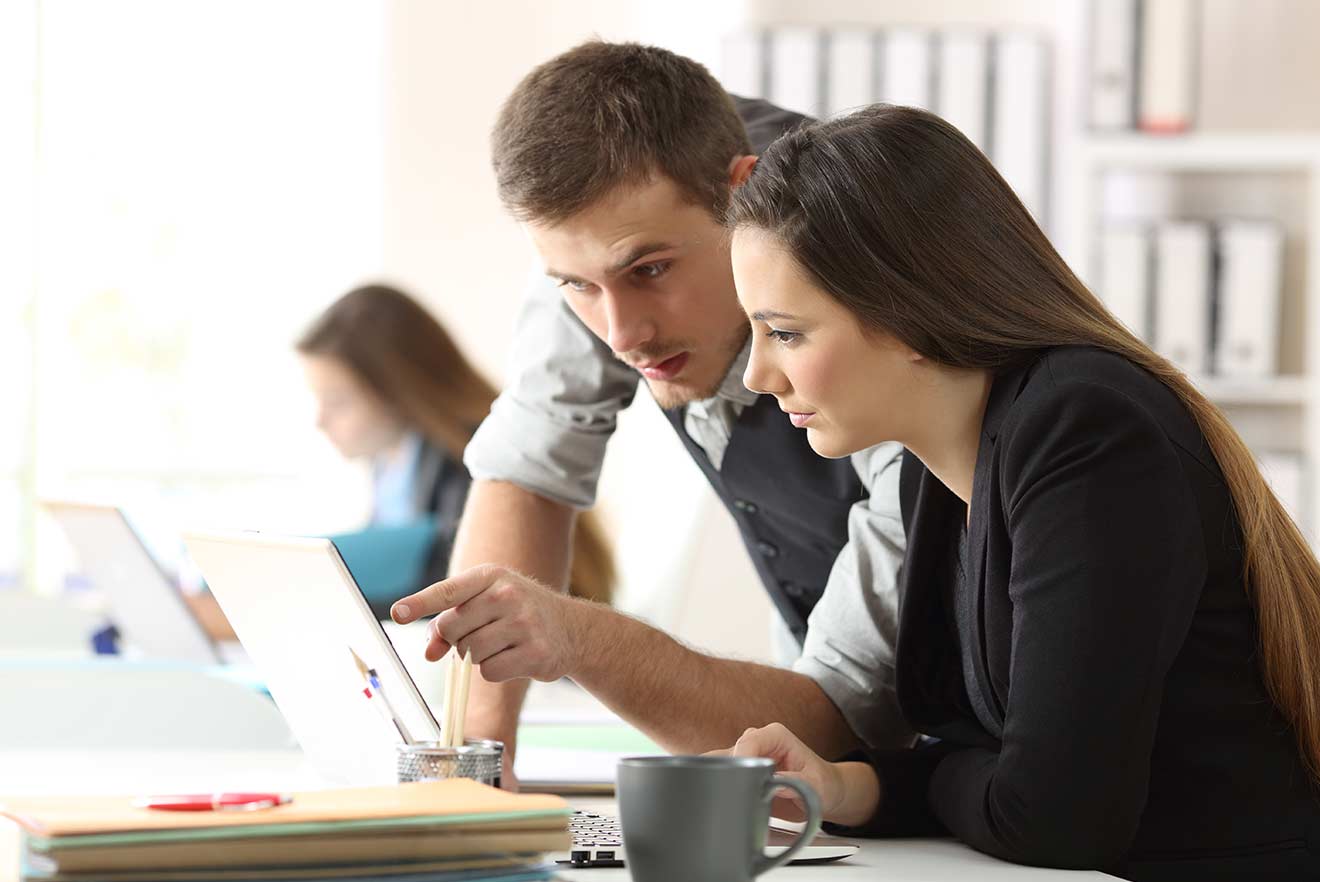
[728,105,1320,783]
[297,284,614,604]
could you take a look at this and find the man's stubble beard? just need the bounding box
[643,322,751,410]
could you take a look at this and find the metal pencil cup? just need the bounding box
[396,739,504,787]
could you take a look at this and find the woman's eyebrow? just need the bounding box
[749,309,799,322]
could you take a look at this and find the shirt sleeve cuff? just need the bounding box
[793,647,914,751]
[464,393,615,509]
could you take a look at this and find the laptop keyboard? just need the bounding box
[566,810,624,867]
[561,808,859,869]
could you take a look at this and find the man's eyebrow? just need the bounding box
[749,309,800,322]
[545,242,679,283]
[544,268,585,284]
[605,242,678,276]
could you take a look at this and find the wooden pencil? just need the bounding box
[452,650,474,747]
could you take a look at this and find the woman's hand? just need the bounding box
[728,722,880,827]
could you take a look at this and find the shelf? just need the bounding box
[1077,133,1320,171]
[1190,374,1308,406]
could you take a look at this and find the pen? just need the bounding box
[134,793,290,812]
[351,647,413,743]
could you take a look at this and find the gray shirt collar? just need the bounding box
[704,337,759,409]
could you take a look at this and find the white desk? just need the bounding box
[0,747,1118,882]
[556,796,1113,881]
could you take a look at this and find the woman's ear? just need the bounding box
[894,338,925,364]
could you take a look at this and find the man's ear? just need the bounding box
[728,154,758,189]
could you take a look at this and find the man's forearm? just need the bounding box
[451,480,576,743]
[567,601,860,760]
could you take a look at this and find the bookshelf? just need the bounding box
[717,2,1320,533]
[1076,133,1320,170]
[1063,133,1320,535]
[1192,375,1309,407]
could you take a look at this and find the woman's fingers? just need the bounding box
[768,768,813,822]
[732,722,806,770]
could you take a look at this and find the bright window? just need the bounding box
[20,0,386,591]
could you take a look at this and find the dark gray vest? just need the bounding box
[663,395,867,644]
[659,95,847,642]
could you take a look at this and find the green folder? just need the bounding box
[26,808,569,851]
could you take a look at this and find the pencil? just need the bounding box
[452,650,473,747]
[442,649,462,747]
[372,676,414,744]
[350,647,412,743]
[350,647,372,681]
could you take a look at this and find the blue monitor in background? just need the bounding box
[326,516,437,620]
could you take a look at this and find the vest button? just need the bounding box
[756,541,779,559]
[781,580,805,598]
[733,499,759,514]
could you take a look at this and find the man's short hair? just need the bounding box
[491,41,752,225]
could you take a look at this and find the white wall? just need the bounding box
[379,0,747,378]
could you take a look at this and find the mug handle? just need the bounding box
[752,775,822,877]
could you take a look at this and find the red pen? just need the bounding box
[133,793,291,812]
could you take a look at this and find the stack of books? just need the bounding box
[1,779,569,881]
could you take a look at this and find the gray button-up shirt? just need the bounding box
[466,273,913,749]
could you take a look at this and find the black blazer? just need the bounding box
[413,438,471,587]
[844,347,1320,881]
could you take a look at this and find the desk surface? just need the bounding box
[557,796,1112,881]
[0,747,1117,882]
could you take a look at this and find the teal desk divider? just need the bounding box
[0,657,271,697]
[326,517,438,614]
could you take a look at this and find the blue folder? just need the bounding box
[326,517,438,614]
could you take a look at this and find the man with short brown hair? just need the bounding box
[392,41,910,787]
[492,40,752,227]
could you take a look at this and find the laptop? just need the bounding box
[183,530,443,785]
[43,501,222,664]
[181,529,857,866]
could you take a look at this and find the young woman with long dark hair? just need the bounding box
[724,106,1320,880]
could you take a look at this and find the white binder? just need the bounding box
[1154,221,1213,374]
[1099,224,1153,341]
[769,27,823,119]
[935,31,989,150]
[1088,0,1139,129]
[722,30,766,100]
[1139,0,1198,133]
[825,28,877,117]
[1214,221,1283,378]
[991,33,1048,223]
[880,28,933,110]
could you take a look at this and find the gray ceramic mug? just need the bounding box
[617,755,822,882]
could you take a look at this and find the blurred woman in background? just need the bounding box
[297,284,615,611]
